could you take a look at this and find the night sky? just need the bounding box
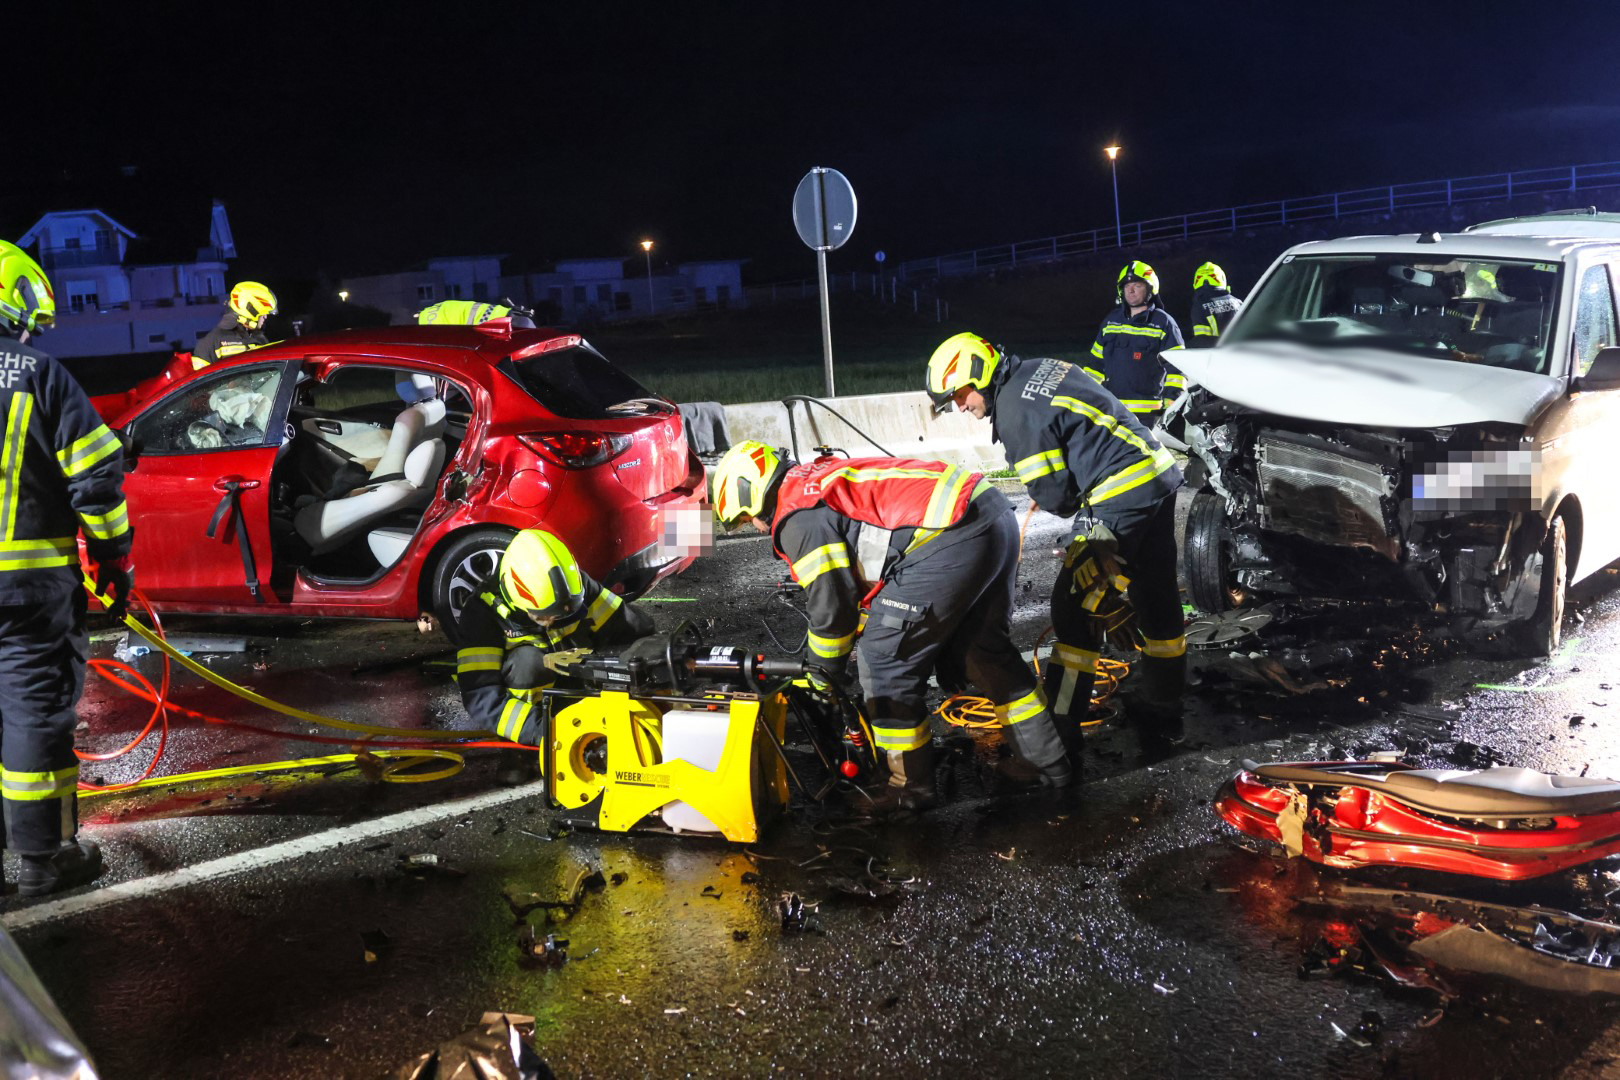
[13,2,1620,282]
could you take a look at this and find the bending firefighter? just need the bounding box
[451,528,651,746]
[1085,261,1185,420]
[712,441,1071,809]
[0,241,134,895]
[193,281,278,369]
[927,332,1187,736]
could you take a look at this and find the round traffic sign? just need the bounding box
[792,168,857,251]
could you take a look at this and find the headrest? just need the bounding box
[397,373,437,404]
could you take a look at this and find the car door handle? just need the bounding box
[213,477,262,492]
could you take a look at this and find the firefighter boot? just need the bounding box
[862,743,939,816]
[998,697,1074,788]
[17,839,103,897]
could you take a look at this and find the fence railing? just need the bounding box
[893,160,1620,283]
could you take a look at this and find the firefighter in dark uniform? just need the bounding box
[0,241,133,895]
[712,441,1070,809]
[1187,261,1243,348]
[927,332,1186,738]
[192,281,277,370]
[1085,261,1186,421]
[450,528,651,746]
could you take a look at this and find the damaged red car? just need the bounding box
[89,321,707,623]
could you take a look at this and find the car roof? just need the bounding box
[1278,230,1620,262]
[248,323,578,364]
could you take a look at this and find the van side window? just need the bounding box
[1572,265,1617,377]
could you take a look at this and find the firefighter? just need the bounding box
[926,332,1186,738]
[1085,261,1186,420]
[712,441,1070,809]
[1187,261,1243,348]
[0,241,133,895]
[192,281,277,369]
[450,528,651,747]
[417,300,536,328]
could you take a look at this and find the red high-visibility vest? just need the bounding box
[770,456,984,564]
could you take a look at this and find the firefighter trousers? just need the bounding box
[860,509,1067,775]
[1045,494,1186,727]
[0,588,87,855]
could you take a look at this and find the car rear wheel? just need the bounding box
[1515,514,1567,659]
[430,526,518,639]
[1185,490,1243,614]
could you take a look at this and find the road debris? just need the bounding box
[395,1012,553,1080]
[516,923,569,967]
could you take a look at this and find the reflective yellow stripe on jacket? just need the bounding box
[1014,448,1065,484]
[57,423,121,478]
[791,542,851,586]
[1101,324,1167,339]
[79,501,130,542]
[456,646,504,676]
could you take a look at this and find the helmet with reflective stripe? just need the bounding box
[417,300,513,325]
[498,528,587,621]
[925,332,1002,415]
[712,440,791,526]
[1192,262,1227,291]
[0,241,55,336]
[1116,261,1160,302]
[228,281,278,328]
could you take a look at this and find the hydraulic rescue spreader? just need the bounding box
[541,625,878,843]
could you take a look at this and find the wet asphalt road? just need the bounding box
[15,486,1620,1078]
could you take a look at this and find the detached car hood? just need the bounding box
[1173,341,1563,427]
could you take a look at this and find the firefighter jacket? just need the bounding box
[192,313,269,369]
[990,353,1181,525]
[1188,285,1244,348]
[453,570,652,745]
[0,337,131,604]
[769,457,1010,675]
[1085,303,1186,413]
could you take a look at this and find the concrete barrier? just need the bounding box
[722,390,1006,471]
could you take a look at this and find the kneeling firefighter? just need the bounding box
[712,441,1070,809]
[450,528,651,746]
[926,332,1187,735]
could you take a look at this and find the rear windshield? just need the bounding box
[499,343,661,419]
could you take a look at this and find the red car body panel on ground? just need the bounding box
[89,324,705,621]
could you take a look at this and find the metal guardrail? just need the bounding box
[893,160,1620,282]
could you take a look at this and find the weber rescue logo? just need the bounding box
[615,770,672,788]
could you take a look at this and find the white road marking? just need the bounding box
[3,783,543,931]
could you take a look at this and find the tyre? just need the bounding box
[1515,515,1567,659]
[1185,490,1243,614]
[428,526,518,640]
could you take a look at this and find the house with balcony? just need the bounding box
[17,201,238,358]
[339,253,748,326]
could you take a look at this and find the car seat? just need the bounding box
[292,374,447,559]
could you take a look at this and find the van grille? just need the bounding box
[1256,433,1397,555]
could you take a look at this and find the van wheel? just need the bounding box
[430,527,518,641]
[1185,491,1244,613]
[1515,515,1567,659]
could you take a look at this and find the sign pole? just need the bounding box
[814,169,836,398]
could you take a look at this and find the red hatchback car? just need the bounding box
[90,321,706,624]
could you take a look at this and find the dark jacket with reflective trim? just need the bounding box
[990,354,1181,525]
[1085,303,1185,411]
[0,337,132,604]
[771,479,1012,678]
[192,313,268,367]
[452,570,651,733]
[1188,286,1244,348]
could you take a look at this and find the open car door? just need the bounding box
[118,359,300,605]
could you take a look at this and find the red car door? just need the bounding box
[119,360,298,604]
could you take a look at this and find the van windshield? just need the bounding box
[1226,254,1561,374]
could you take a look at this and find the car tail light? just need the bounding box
[517,431,633,469]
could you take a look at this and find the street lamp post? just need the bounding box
[1104,145,1122,248]
[640,239,654,314]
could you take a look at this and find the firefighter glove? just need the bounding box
[95,554,134,620]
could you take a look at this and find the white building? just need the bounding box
[18,202,238,358]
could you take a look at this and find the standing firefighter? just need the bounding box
[712,442,1070,809]
[192,281,277,369]
[450,528,651,747]
[0,241,133,895]
[1085,261,1186,420]
[1187,261,1243,348]
[927,332,1186,738]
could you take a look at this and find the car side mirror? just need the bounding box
[116,428,140,473]
[1578,346,1620,391]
